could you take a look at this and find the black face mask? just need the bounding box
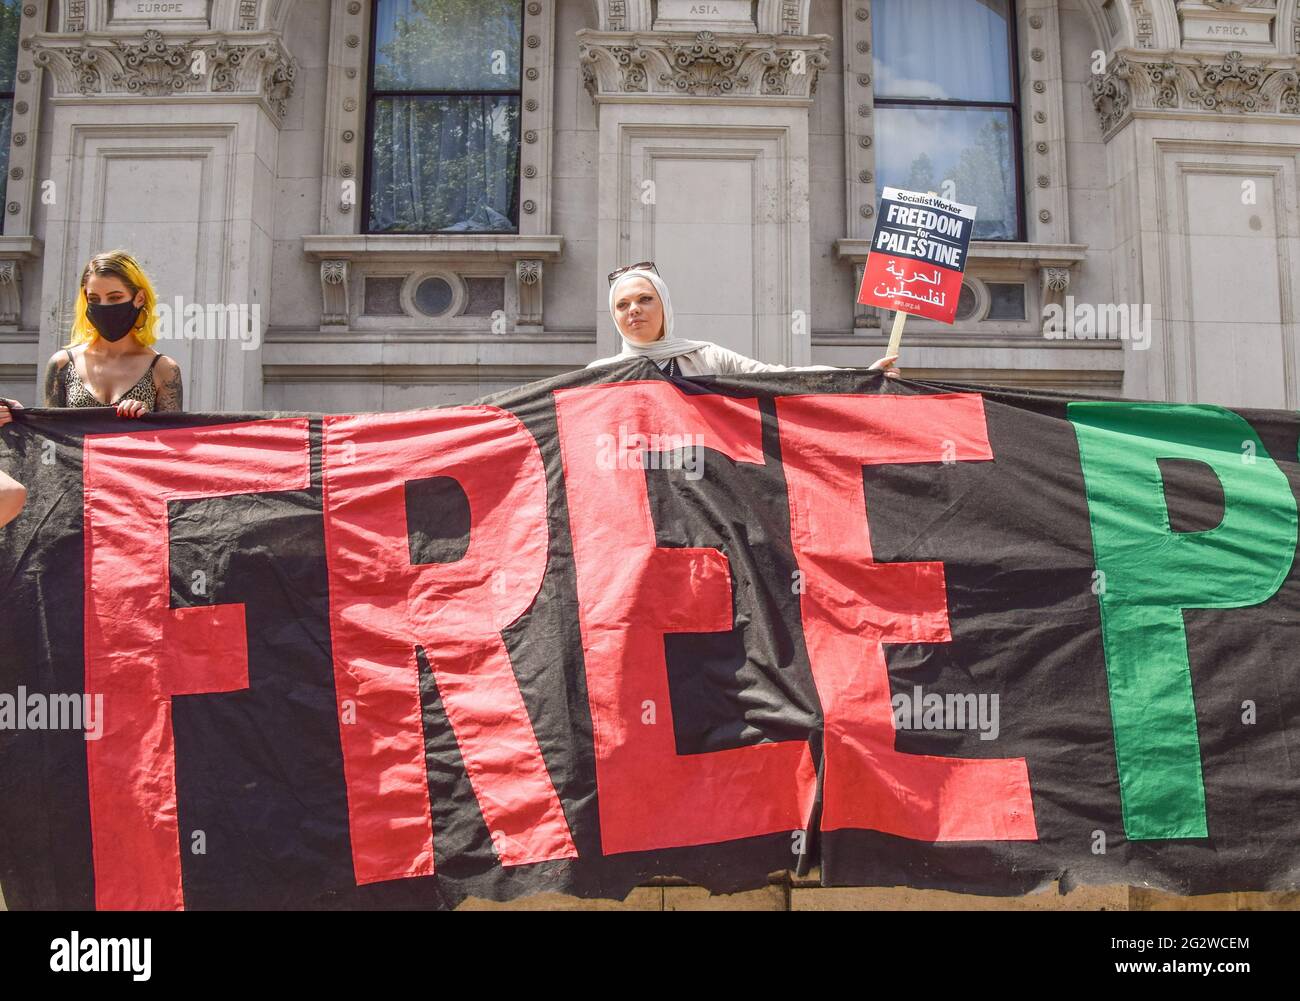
[86,300,141,343]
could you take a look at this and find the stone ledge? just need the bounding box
[302,234,566,263]
[834,239,1089,272]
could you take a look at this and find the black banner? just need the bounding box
[2,358,1299,909]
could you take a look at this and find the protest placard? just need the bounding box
[857,187,978,333]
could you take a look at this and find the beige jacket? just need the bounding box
[586,342,839,377]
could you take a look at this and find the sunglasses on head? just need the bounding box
[608,261,659,285]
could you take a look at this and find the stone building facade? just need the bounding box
[0,0,1293,413]
[0,0,1298,912]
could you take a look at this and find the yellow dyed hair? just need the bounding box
[68,250,159,347]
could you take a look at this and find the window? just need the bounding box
[364,0,523,234]
[871,0,1023,241]
[0,0,20,231]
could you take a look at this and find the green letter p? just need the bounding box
[1069,403,1297,839]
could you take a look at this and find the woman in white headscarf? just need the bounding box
[588,262,900,378]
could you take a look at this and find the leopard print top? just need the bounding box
[62,349,160,410]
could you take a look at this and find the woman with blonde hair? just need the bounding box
[38,250,183,416]
[591,262,901,378]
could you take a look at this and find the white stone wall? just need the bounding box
[4,1,1299,409]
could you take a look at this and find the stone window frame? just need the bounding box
[359,0,525,237]
[401,268,467,319]
[865,0,1028,243]
[306,0,561,334]
[835,0,1087,338]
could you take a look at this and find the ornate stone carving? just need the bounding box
[1040,267,1071,333]
[1090,49,1300,137]
[516,260,543,329]
[320,260,350,328]
[517,259,541,286]
[588,44,649,91]
[607,0,627,32]
[1132,1,1155,48]
[0,260,20,329]
[780,0,802,35]
[111,30,196,96]
[1043,267,1071,292]
[1090,66,1130,134]
[65,1,85,34]
[239,1,262,31]
[663,32,745,95]
[30,29,298,120]
[579,30,830,102]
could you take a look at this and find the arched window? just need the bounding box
[871,0,1023,241]
[363,0,523,234]
[0,0,20,233]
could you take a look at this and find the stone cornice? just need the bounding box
[576,29,830,104]
[1090,47,1299,139]
[28,28,297,121]
[301,234,566,262]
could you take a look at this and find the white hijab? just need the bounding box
[607,269,712,362]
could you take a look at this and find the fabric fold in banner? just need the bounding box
[1,359,1299,909]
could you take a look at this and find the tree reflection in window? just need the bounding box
[366,0,523,233]
[872,0,1023,241]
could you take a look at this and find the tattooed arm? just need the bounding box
[42,351,69,407]
[154,356,183,412]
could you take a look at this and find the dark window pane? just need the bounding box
[0,1,18,94]
[414,276,454,315]
[374,0,521,92]
[987,282,1026,319]
[872,0,1012,103]
[368,95,519,233]
[874,105,1018,240]
[956,281,978,321]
